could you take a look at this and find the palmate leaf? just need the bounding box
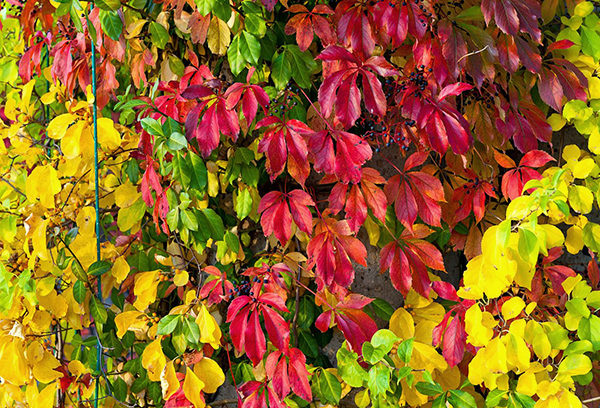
[258,190,314,245]
[307,217,367,290]
[256,116,313,185]
[380,225,445,297]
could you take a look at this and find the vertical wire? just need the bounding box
[88,5,103,408]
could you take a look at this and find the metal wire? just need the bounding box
[89,5,104,407]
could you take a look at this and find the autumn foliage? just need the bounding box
[1,0,600,406]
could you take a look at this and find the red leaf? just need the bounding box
[257,118,312,185]
[441,314,466,367]
[438,82,473,101]
[316,292,377,353]
[307,218,367,290]
[258,190,314,245]
[547,39,574,52]
[432,281,460,301]
[519,150,555,167]
[589,255,600,289]
[288,348,312,401]
[538,66,563,111]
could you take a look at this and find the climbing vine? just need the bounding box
[0,0,600,406]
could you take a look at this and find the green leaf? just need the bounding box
[195,0,216,16]
[64,227,79,246]
[172,326,188,354]
[99,10,122,41]
[415,381,443,396]
[150,22,169,49]
[131,376,149,394]
[180,210,199,231]
[88,260,112,277]
[157,315,180,335]
[73,280,87,304]
[200,209,225,240]
[287,45,317,89]
[167,132,188,151]
[187,152,208,191]
[448,389,477,408]
[245,13,266,38]
[336,347,367,387]
[432,395,447,408]
[71,260,89,283]
[566,298,590,318]
[297,297,317,329]
[315,369,342,405]
[272,51,292,89]
[90,296,108,324]
[148,382,162,403]
[511,392,536,408]
[397,337,414,363]
[184,317,201,344]
[362,342,385,364]
[234,147,255,164]
[231,32,261,76]
[371,329,398,353]
[225,231,240,252]
[173,152,192,188]
[371,298,394,321]
[140,118,164,137]
[212,0,231,21]
[486,389,507,407]
[298,329,319,358]
[235,188,253,220]
[367,364,391,396]
[578,315,600,351]
[112,377,128,402]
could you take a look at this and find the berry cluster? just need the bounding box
[268,84,300,116]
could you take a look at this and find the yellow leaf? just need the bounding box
[363,215,380,246]
[61,121,84,159]
[118,197,146,232]
[133,271,161,311]
[194,358,225,393]
[142,339,167,382]
[355,389,370,408]
[25,165,61,208]
[501,297,526,320]
[517,370,537,396]
[115,182,141,208]
[525,321,551,360]
[27,381,57,408]
[557,354,592,377]
[114,310,146,338]
[505,333,531,373]
[547,114,566,131]
[174,269,189,287]
[572,157,597,179]
[208,17,230,56]
[161,360,180,400]
[183,368,206,408]
[126,19,148,39]
[0,339,28,385]
[465,304,495,347]
[98,118,121,150]
[574,1,593,16]
[112,257,130,284]
[563,145,581,162]
[68,360,87,378]
[389,308,415,340]
[32,351,62,383]
[47,113,76,139]
[568,185,594,214]
[32,219,50,261]
[196,304,222,348]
